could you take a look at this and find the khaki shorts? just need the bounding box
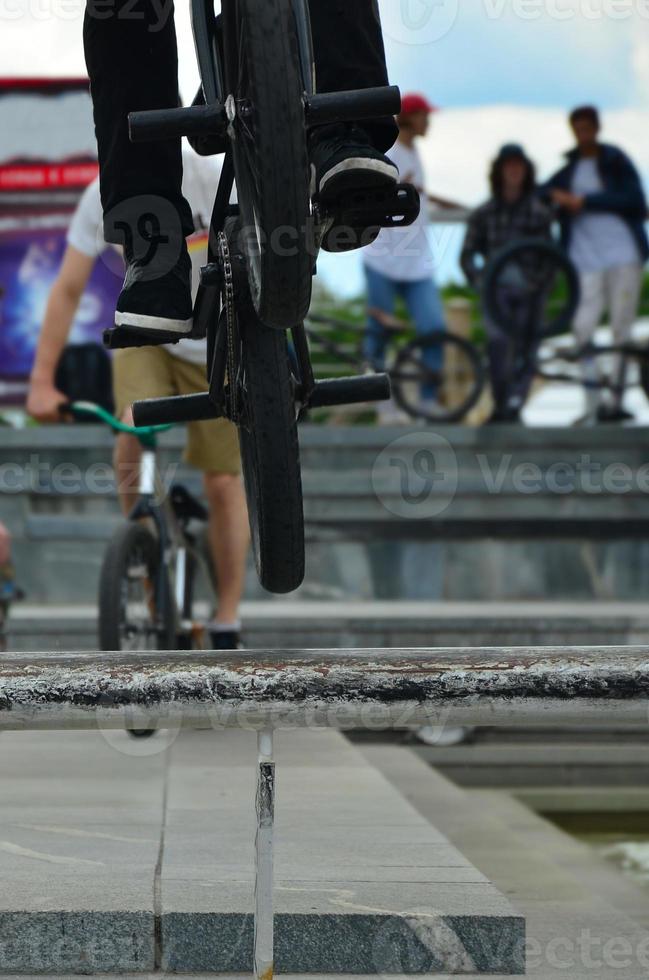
[113,347,241,475]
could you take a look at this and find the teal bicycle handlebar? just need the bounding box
[65,401,173,446]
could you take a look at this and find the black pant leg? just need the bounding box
[308,0,398,152]
[83,0,194,244]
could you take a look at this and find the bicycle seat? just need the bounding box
[170,484,209,523]
[316,182,420,254]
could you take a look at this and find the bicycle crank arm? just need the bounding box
[303,374,391,409]
[129,104,227,144]
[132,393,222,427]
[305,86,401,127]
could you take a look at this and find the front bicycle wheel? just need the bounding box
[236,308,305,594]
[483,239,580,339]
[98,522,175,652]
[98,521,176,737]
[222,0,313,329]
[392,332,486,424]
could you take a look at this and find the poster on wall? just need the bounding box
[0,78,120,401]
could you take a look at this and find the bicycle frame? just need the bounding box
[130,444,213,643]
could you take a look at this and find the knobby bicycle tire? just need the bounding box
[483,239,580,339]
[98,522,175,652]
[222,0,313,329]
[237,309,305,594]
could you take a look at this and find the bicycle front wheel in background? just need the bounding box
[237,311,305,595]
[222,0,313,329]
[392,332,486,424]
[483,238,581,339]
[98,522,175,652]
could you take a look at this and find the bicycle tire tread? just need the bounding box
[239,315,305,594]
[226,0,312,328]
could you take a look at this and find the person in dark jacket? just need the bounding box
[461,144,553,423]
[546,106,648,423]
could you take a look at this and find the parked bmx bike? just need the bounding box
[68,403,214,657]
[305,311,486,424]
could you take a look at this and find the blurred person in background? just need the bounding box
[547,106,648,425]
[0,521,19,604]
[461,144,553,424]
[362,93,463,424]
[27,151,249,650]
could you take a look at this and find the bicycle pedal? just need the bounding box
[103,325,184,350]
[318,183,420,254]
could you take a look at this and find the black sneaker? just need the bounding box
[310,124,399,206]
[209,629,243,651]
[113,242,193,343]
[597,405,635,424]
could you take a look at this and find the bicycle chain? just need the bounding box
[216,230,239,424]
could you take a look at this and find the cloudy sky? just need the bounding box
[2,0,648,289]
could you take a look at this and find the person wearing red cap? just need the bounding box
[362,93,462,417]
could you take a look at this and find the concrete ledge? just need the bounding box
[0,729,526,975]
[8,600,649,652]
[160,731,525,975]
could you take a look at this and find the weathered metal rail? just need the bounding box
[2,645,647,980]
[1,647,648,730]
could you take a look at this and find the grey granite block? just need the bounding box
[0,911,153,975]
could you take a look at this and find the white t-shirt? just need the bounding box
[569,157,640,273]
[362,141,435,283]
[67,148,222,365]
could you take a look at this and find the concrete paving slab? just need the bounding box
[160,729,525,975]
[0,733,164,974]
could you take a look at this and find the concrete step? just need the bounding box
[0,729,524,975]
[362,744,649,979]
[7,600,649,652]
[6,424,649,603]
[412,741,649,788]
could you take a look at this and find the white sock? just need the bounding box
[208,620,242,633]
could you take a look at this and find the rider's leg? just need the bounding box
[84,0,194,337]
[309,0,398,153]
[177,357,248,645]
[308,0,399,204]
[112,348,175,514]
[114,429,143,517]
[573,269,606,416]
[606,263,643,413]
[485,320,511,419]
[403,277,447,401]
[204,472,249,628]
[508,295,543,415]
[363,266,398,370]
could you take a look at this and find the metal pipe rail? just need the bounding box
[1,647,648,731]
[2,645,647,980]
